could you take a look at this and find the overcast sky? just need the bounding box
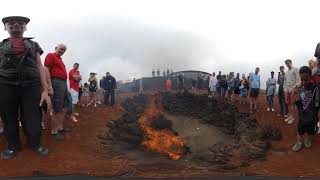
[0,0,319,87]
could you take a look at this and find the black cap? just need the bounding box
[2,16,30,24]
[106,72,110,75]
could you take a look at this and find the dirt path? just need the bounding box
[240,95,320,177]
[0,104,133,177]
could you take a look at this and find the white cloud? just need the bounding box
[0,0,319,88]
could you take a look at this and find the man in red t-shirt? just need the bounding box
[69,63,82,120]
[44,44,71,141]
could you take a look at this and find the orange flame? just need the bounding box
[138,96,186,160]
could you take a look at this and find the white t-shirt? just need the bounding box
[209,76,218,88]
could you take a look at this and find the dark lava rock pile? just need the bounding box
[105,95,148,149]
[102,92,282,170]
[161,91,282,167]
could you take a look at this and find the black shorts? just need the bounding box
[298,120,317,135]
[89,87,97,92]
[250,88,260,98]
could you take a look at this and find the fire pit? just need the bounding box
[102,92,281,170]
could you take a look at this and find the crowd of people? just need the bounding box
[0,15,320,160]
[160,48,320,153]
[201,58,320,152]
[0,16,117,159]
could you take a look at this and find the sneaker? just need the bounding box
[304,138,312,148]
[97,101,101,105]
[52,133,64,141]
[271,108,275,112]
[284,114,289,118]
[292,141,303,152]
[94,104,97,107]
[277,113,282,117]
[285,116,291,122]
[73,112,79,116]
[19,122,22,127]
[71,116,78,123]
[1,150,16,159]
[288,117,295,124]
[0,127,3,134]
[267,108,270,112]
[33,146,49,156]
[58,128,72,133]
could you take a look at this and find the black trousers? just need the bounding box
[104,89,115,106]
[0,84,42,150]
[278,88,288,115]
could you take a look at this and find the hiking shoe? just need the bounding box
[292,141,303,152]
[58,128,72,133]
[52,133,64,141]
[1,150,16,159]
[288,117,295,124]
[304,138,312,148]
[33,146,49,156]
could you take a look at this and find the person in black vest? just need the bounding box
[0,16,51,159]
[102,72,117,106]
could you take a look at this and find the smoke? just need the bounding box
[26,16,221,83]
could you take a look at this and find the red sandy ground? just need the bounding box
[0,91,319,178]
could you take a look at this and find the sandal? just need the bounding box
[33,146,49,156]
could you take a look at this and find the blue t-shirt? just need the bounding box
[250,73,260,89]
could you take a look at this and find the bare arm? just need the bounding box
[44,67,52,88]
[36,53,51,110]
[36,53,48,93]
[44,67,53,95]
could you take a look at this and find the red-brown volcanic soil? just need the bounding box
[0,90,320,178]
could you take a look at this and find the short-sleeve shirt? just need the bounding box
[44,53,67,80]
[250,73,260,89]
[69,69,80,91]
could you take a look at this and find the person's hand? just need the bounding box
[48,86,54,96]
[40,91,52,113]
